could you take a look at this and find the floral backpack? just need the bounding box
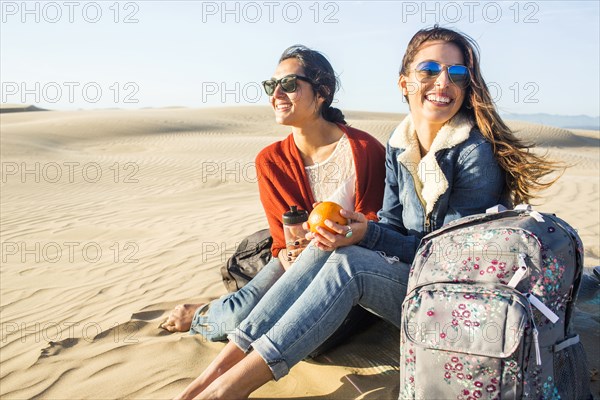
[399,205,591,399]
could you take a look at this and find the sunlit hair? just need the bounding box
[279,45,346,125]
[400,26,562,205]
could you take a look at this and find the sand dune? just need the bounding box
[1,106,598,399]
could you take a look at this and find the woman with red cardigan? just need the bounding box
[162,45,385,352]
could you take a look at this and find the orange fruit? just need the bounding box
[308,201,348,234]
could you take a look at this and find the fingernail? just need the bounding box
[294,241,300,246]
[287,257,292,262]
[287,251,292,256]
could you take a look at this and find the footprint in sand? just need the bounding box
[39,338,79,359]
[37,309,174,361]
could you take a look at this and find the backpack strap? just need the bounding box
[485,204,508,213]
[553,334,580,352]
[514,203,533,211]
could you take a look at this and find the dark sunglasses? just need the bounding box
[414,61,470,88]
[262,74,313,96]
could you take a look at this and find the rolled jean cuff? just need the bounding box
[251,334,290,381]
[228,327,254,354]
[188,303,212,336]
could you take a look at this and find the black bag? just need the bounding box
[221,229,273,292]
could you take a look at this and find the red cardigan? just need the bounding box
[256,124,386,257]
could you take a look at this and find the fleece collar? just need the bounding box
[389,114,473,214]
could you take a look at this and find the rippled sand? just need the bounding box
[1,105,598,399]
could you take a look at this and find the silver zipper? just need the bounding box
[527,301,542,366]
[424,215,431,233]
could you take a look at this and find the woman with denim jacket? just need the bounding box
[174,26,560,400]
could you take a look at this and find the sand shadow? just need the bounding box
[306,319,400,371]
[253,372,399,400]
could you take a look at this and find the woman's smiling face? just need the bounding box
[400,40,467,129]
[269,58,323,126]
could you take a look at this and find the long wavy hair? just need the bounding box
[400,26,562,205]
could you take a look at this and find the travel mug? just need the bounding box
[283,205,309,254]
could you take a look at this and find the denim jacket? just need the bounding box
[358,114,508,264]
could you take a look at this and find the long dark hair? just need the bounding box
[400,26,562,205]
[279,45,346,124]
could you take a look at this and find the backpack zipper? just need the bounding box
[507,253,529,288]
[507,253,560,324]
[527,300,542,366]
[505,253,559,367]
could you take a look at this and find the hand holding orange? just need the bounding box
[308,201,348,234]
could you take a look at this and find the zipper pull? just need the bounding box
[532,327,542,365]
[507,253,528,288]
[529,211,545,222]
[527,293,559,323]
[527,301,542,366]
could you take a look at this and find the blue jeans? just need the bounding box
[230,244,411,380]
[189,257,286,341]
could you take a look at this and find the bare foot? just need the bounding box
[161,303,204,332]
[173,342,247,400]
[195,350,272,399]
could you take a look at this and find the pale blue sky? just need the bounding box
[1,1,598,116]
